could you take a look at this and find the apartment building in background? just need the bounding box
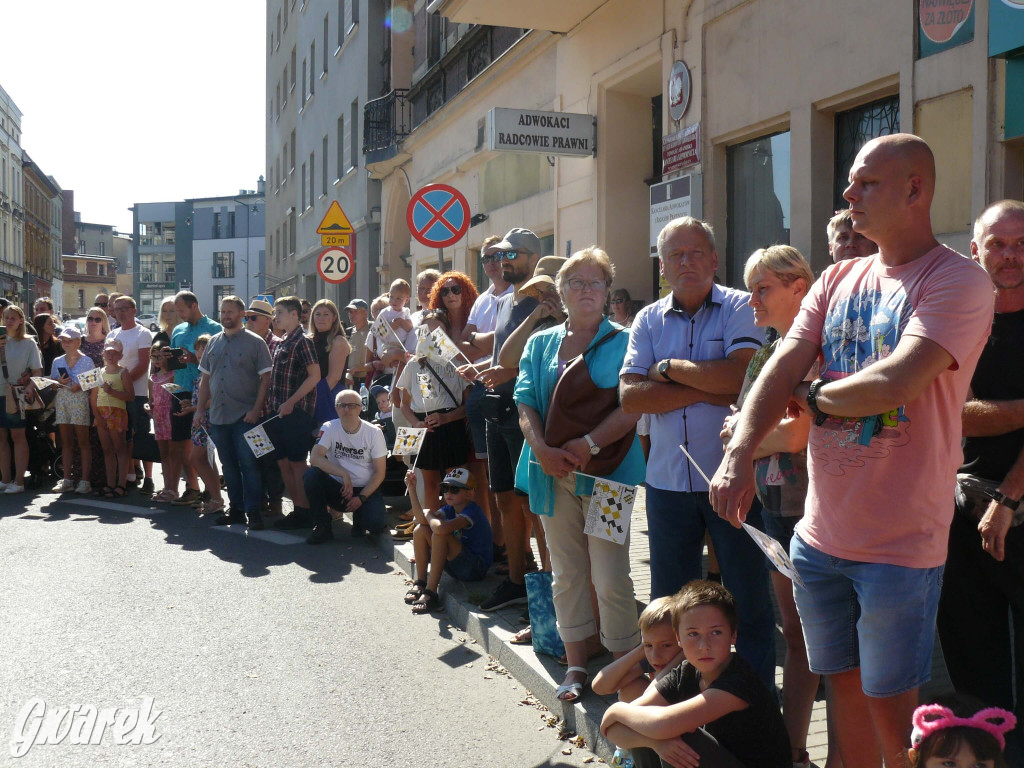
[21,151,62,308]
[0,84,24,302]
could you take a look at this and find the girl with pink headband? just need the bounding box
[908,695,1016,768]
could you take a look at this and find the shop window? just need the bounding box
[726,131,791,287]
[834,96,900,210]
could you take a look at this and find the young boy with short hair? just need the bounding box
[403,467,493,615]
[593,597,686,703]
[601,580,790,768]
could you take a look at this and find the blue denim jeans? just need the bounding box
[645,485,777,691]
[303,466,388,535]
[208,420,264,515]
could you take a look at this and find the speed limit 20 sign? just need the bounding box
[317,246,354,284]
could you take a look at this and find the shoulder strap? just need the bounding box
[0,348,8,380]
[419,358,461,407]
[582,328,623,361]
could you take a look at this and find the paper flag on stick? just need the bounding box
[243,422,275,458]
[76,368,104,391]
[392,427,427,456]
[584,478,636,545]
[30,377,59,390]
[427,327,462,365]
[203,428,218,469]
[678,444,806,588]
[161,382,185,394]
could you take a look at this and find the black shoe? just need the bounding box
[213,509,247,526]
[479,578,528,611]
[247,512,266,531]
[139,478,155,496]
[306,523,334,545]
[274,512,311,530]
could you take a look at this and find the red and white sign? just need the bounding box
[406,184,470,249]
[662,123,700,175]
[667,60,692,122]
[919,0,973,42]
[317,247,354,284]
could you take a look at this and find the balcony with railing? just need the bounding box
[363,89,412,176]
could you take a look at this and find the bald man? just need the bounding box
[710,134,994,768]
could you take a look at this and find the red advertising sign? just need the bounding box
[662,123,700,175]
[919,0,974,43]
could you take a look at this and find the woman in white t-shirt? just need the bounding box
[0,305,43,493]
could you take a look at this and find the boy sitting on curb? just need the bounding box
[403,468,493,615]
[601,581,790,768]
[593,596,686,703]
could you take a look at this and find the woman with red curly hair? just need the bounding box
[428,271,478,346]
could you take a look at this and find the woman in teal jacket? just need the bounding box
[514,247,645,703]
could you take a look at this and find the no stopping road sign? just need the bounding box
[406,183,470,249]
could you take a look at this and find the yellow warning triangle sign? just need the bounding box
[316,201,354,235]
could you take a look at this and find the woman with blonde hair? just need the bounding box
[153,297,177,346]
[309,299,352,429]
[0,305,44,493]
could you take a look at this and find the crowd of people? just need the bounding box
[1,133,1022,768]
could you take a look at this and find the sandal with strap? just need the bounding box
[510,625,533,645]
[110,485,127,498]
[556,666,589,702]
[404,580,427,604]
[94,485,114,498]
[411,588,441,615]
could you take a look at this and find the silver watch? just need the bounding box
[583,433,600,455]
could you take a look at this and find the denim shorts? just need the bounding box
[0,399,26,429]
[790,533,943,697]
[444,549,489,582]
[267,409,316,462]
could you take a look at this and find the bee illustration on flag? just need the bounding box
[427,327,462,364]
[393,427,427,456]
[583,478,636,545]
[417,369,439,402]
[76,367,104,392]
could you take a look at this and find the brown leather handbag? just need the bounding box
[544,329,635,477]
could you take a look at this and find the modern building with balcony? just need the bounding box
[265,0,387,306]
[0,83,24,302]
[189,187,266,315]
[131,201,192,316]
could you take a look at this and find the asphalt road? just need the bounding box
[0,491,598,768]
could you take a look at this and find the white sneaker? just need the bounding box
[0,481,10,492]
[53,479,74,492]
[75,481,92,495]
[3,484,25,494]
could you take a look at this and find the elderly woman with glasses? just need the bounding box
[514,247,646,703]
[608,288,633,326]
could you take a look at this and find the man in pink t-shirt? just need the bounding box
[710,134,993,768]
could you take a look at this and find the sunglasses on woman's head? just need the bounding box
[440,285,462,297]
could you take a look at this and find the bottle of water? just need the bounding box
[611,748,634,768]
[359,382,369,412]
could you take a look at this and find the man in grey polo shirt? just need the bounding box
[195,295,273,530]
[619,216,776,689]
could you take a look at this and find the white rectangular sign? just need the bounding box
[650,174,702,255]
[487,108,596,157]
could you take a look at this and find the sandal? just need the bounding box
[556,666,589,702]
[94,485,114,497]
[397,511,414,522]
[411,588,441,615]
[392,528,414,541]
[404,580,426,604]
[510,625,532,645]
[111,485,127,498]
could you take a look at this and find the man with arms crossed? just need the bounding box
[711,134,993,768]
[619,216,776,690]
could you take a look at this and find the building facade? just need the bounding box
[364,0,1023,304]
[21,151,61,308]
[62,254,117,318]
[189,189,266,314]
[132,201,192,316]
[0,84,23,303]
[265,0,385,306]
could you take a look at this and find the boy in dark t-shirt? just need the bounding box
[403,467,493,616]
[601,581,790,768]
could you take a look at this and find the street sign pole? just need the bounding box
[437,247,443,272]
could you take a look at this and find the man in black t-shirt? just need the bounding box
[938,199,1024,760]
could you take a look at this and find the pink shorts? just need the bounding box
[96,406,128,434]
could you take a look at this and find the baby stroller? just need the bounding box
[24,400,59,490]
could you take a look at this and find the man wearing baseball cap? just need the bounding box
[344,299,372,391]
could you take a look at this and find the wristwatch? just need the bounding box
[357,493,367,504]
[982,487,1021,511]
[806,378,827,422]
[657,359,672,381]
[583,433,600,455]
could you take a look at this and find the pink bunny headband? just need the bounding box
[911,704,1017,751]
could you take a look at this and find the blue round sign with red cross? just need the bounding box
[406,183,470,249]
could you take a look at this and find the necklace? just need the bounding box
[343,421,361,435]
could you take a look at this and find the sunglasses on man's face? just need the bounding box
[494,250,521,261]
[481,253,499,264]
[440,285,462,297]
[95,303,108,309]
